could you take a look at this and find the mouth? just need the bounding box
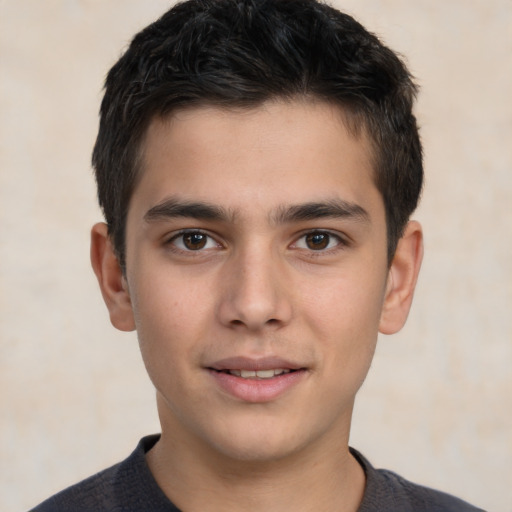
[207,357,307,401]
[208,356,305,377]
[207,360,306,402]
[212,368,296,380]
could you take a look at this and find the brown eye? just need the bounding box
[305,232,330,250]
[169,231,220,253]
[182,232,208,250]
[293,231,344,253]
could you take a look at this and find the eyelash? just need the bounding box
[166,229,221,253]
[165,229,349,254]
[292,230,346,252]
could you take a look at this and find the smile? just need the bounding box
[225,369,292,379]
[208,363,305,402]
[206,356,307,401]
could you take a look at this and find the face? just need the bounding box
[94,100,421,464]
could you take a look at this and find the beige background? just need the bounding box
[1,1,511,511]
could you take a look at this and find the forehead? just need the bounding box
[132,100,380,221]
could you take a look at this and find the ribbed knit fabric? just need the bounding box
[30,435,485,512]
[30,435,177,512]
[350,449,485,512]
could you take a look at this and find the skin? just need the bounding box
[91,99,423,512]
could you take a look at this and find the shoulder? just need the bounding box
[30,462,122,511]
[351,448,487,512]
[372,468,486,512]
[30,435,178,512]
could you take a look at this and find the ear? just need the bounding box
[90,222,136,332]
[379,220,423,335]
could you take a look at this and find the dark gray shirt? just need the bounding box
[30,435,485,511]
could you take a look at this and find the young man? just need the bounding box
[32,0,484,510]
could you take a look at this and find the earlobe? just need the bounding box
[90,222,136,332]
[379,221,423,335]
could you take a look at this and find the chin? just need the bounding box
[213,437,299,464]
[202,416,314,464]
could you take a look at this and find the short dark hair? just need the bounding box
[92,0,423,268]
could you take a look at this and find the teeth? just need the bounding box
[253,369,275,379]
[228,369,291,379]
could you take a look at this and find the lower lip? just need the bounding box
[208,369,306,403]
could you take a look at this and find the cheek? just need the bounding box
[128,270,214,384]
[132,264,214,332]
[298,270,385,381]
[299,270,386,336]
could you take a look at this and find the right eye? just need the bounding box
[169,231,220,251]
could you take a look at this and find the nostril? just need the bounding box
[229,318,280,328]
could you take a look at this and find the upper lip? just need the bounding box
[208,356,304,372]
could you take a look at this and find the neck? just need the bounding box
[146,413,365,512]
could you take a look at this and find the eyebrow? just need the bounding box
[271,199,370,225]
[144,197,234,223]
[143,197,369,226]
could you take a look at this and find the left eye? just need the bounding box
[294,232,341,251]
[171,232,218,251]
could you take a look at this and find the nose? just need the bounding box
[217,244,293,331]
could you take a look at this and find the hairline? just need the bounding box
[112,94,389,271]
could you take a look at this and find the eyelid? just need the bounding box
[163,228,350,253]
[291,229,349,251]
[166,229,223,251]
